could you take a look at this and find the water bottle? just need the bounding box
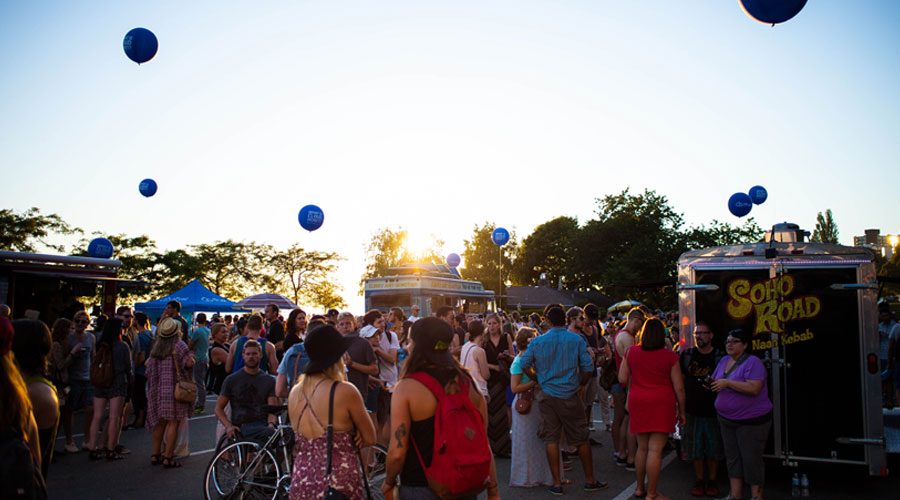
[800,473,810,497]
[791,473,800,497]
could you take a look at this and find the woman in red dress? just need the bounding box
[619,318,686,500]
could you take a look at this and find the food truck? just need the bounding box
[364,263,496,317]
[676,223,888,476]
[0,250,142,322]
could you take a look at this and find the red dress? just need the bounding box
[626,345,678,434]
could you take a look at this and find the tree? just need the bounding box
[72,233,162,301]
[360,227,410,291]
[810,209,839,244]
[512,216,579,287]
[682,218,765,249]
[189,240,268,300]
[460,222,518,307]
[0,207,81,253]
[268,244,344,307]
[574,189,685,308]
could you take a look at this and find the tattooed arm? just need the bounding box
[384,379,413,494]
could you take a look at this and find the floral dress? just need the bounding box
[145,340,192,430]
[290,381,365,500]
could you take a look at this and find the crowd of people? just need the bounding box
[0,296,784,500]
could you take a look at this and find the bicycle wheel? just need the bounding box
[359,444,388,500]
[204,441,281,500]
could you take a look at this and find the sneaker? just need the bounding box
[616,456,628,467]
[718,495,740,500]
[195,407,206,415]
[625,462,636,472]
[64,443,79,454]
[584,481,608,492]
[81,442,91,451]
[114,444,131,455]
[692,480,705,496]
[705,483,719,497]
[546,485,564,496]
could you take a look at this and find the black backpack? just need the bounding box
[0,427,47,500]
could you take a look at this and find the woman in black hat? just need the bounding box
[382,317,500,500]
[287,325,376,500]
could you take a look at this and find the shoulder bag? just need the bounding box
[172,349,197,404]
[514,386,534,414]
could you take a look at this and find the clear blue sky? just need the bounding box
[2,1,898,310]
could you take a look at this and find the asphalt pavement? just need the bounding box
[47,397,900,499]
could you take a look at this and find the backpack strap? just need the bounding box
[407,372,445,400]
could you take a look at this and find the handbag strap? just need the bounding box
[324,381,338,478]
[724,353,750,379]
[171,350,183,381]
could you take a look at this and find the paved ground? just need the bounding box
[47,397,900,499]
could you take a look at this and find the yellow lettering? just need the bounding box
[791,298,805,320]
[804,297,821,318]
[727,279,753,318]
[780,275,794,298]
[777,301,793,323]
[755,301,782,334]
[750,283,766,304]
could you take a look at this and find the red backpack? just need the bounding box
[407,372,492,499]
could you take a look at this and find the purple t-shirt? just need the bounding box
[712,355,773,421]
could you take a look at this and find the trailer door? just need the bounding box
[778,266,866,464]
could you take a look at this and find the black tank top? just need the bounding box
[207,341,229,394]
[400,368,457,486]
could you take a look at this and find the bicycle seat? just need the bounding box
[263,404,288,414]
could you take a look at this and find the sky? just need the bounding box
[2,1,899,311]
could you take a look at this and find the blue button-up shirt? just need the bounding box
[518,327,593,399]
[277,342,310,387]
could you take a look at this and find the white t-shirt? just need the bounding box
[460,342,489,397]
[378,331,401,386]
[408,315,420,322]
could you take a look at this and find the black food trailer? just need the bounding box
[676,224,888,476]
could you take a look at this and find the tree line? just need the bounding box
[360,189,849,309]
[0,208,345,309]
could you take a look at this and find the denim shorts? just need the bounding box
[610,382,626,395]
[68,380,94,411]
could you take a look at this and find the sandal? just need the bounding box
[150,454,162,466]
[106,450,125,461]
[634,490,647,498]
[162,456,183,468]
[89,448,106,461]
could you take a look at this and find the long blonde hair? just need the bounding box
[295,359,345,394]
[0,353,31,432]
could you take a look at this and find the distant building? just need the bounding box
[505,285,613,311]
[853,229,898,259]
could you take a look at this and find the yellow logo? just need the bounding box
[726,275,821,335]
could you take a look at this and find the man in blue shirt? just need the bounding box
[275,341,310,398]
[519,306,608,494]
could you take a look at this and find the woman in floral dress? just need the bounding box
[145,317,194,468]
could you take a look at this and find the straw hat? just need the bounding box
[158,317,181,339]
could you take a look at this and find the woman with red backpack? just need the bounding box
[383,317,500,500]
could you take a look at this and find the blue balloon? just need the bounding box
[491,227,510,246]
[740,0,807,25]
[748,185,768,205]
[88,238,114,259]
[123,28,158,64]
[728,193,753,218]
[139,178,157,197]
[446,253,461,268]
[298,205,324,231]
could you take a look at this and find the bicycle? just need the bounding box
[204,405,388,500]
[204,404,293,500]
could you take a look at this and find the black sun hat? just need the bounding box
[302,324,356,374]
[410,317,455,367]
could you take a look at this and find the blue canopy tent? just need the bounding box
[134,279,238,329]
